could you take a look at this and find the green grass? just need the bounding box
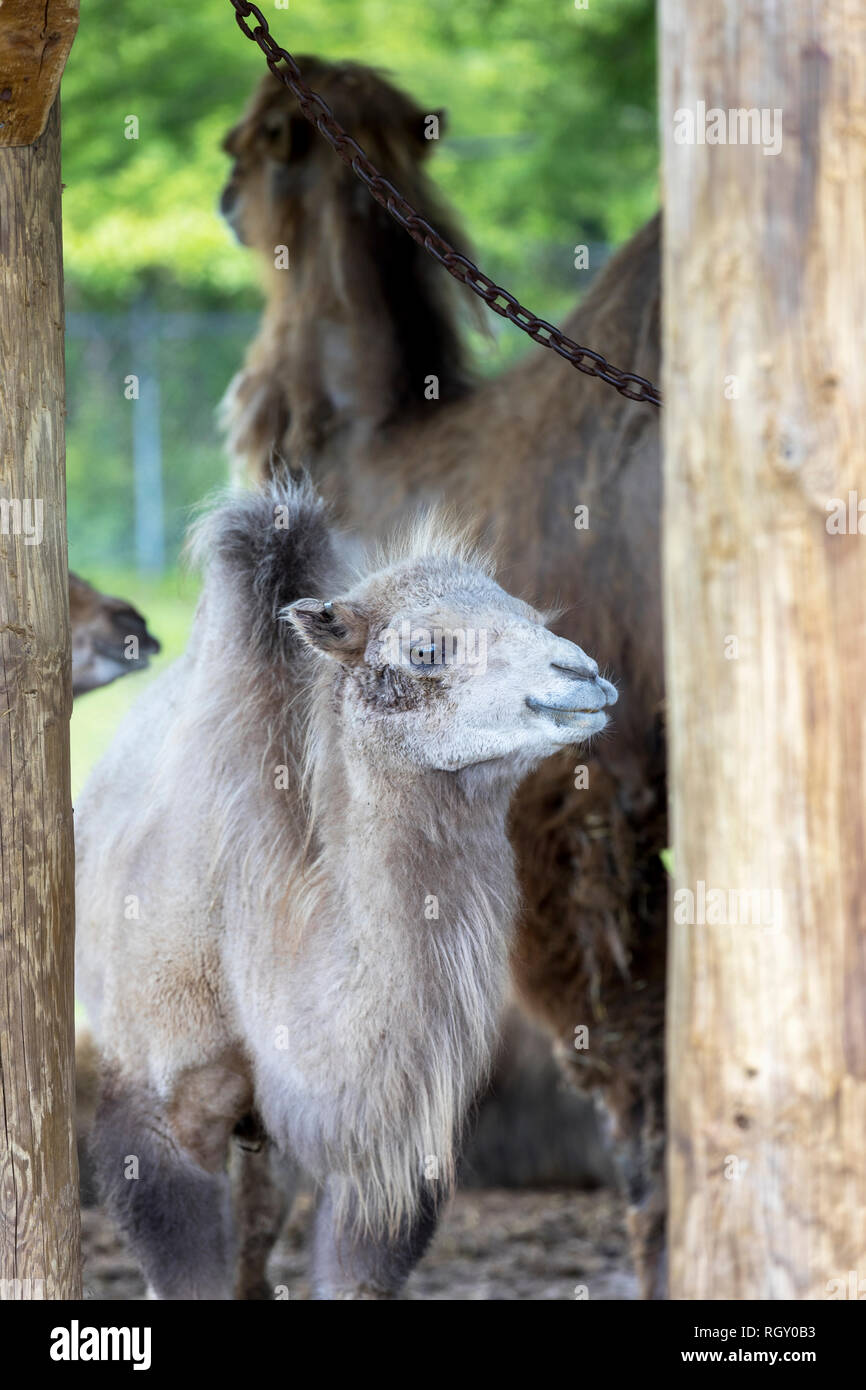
[70,568,200,801]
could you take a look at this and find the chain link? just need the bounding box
[227,0,661,408]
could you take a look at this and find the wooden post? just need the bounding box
[662,2,866,1298]
[0,1,80,1300]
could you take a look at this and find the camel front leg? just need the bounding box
[91,1075,237,1300]
[230,1136,299,1299]
[93,1058,254,1299]
[310,1179,441,1300]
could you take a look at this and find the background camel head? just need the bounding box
[69,572,161,697]
[220,58,452,258]
[285,532,617,777]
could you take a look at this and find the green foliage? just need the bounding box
[65,308,257,571]
[61,0,658,307]
[62,0,658,573]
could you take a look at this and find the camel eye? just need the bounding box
[409,638,456,673]
[258,113,289,149]
[260,113,313,162]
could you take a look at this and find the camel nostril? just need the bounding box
[552,661,598,683]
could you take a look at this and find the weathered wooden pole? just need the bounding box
[662,1,866,1298]
[0,1,81,1299]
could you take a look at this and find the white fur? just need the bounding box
[76,481,616,1244]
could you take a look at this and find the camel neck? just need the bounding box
[312,745,519,955]
[274,204,473,416]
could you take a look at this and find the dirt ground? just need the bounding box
[81,1186,637,1302]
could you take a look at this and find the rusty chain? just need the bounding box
[227,0,662,409]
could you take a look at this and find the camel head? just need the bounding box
[69,572,161,697]
[220,58,449,257]
[284,539,617,777]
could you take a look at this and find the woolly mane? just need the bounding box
[186,475,346,663]
[220,59,482,473]
[183,480,515,1240]
[368,507,496,579]
[188,478,499,667]
[229,58,479,397]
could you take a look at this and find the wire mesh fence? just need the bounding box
[66,301,258,574]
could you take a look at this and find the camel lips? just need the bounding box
[526,697,607,718]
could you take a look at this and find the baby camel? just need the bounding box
[75,478,617,1299]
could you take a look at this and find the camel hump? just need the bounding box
[188,473,349,660]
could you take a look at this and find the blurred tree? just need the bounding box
[61,0,658,573]
[61,0,657,304]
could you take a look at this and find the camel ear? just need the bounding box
[283,598,368,662]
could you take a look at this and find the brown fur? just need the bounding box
[220,60,476,468]
[68,570,160,697]
[220,61,666,1296]
[166,1052,254,1174]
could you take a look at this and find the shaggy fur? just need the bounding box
[220,60,479,468]
[219,61,666,1296]
[76,477,617,1298]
